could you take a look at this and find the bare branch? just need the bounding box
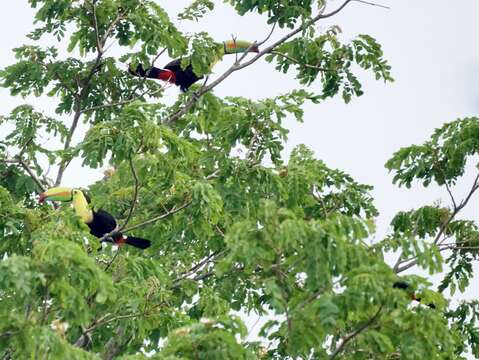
[104,248,121,272]
[329,305,383,359]
[121,200,191,233]
[90,0,102,53]
[445,181,458,210]
[118,155,140,231]
[101,12,124,46]
[103,326,129,360]
[177,250,225,281]
[97,200,191,245]
[353,0,390,9]
[5,157,47,192]
[256,22,277,47]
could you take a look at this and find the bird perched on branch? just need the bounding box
[393,281,436,309]
[128,40,260,92]
[39,187,151,249]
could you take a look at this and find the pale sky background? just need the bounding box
[1,0,479,349]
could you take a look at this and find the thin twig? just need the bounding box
[270,50,327,71]
[445,181,458,210]
[178,250,225,280]
[97,200,191,244]
[90,0,102,53]
[0,331,18,339]
[119,155,139,231]
[11,158,46,192]
[104,248,121,272]
[121,201,191,233]
[353,0,390,9]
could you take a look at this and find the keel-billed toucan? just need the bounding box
[39,187,151,249]
[129,40,260,91]
[393,281,436,309]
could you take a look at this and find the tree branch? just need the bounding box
[270,51,327,71]
[395,173,479,273]
[5,157,47,192]
[119,155,139,231]
[97,200,191,245]
[353,0,390,10]
[90,0,102,53]
[54,4,125,186]
[445,181,458,210]
[121,200,191,233]
[329,305,383,359]
[176,250,225,281]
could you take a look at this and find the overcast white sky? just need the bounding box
[2,0,479,327]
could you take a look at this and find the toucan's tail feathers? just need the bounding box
[393,281,410,290]
[128,64,162,80]
[125,236,151,249]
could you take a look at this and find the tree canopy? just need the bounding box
[1,1,479,359]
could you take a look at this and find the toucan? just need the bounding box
[393,281,436,309]
[129,40,260,92]
[39,187,151,249]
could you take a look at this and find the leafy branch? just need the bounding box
[98,200,191,245]
[394,173,479,273]
[54,2,126,186]
[329,305,383,359]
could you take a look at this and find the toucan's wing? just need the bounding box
[392,281,410,290]
[89,209,117,238]
[129,64,163,79]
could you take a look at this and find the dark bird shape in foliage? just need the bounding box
[393,281,436,309]
[39,187,151,249]
[129,40,260,92]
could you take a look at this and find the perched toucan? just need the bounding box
[129,40,260,92]
[39,187,151,249]
[393,281,436,309]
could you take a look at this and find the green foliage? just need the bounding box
[446,301,479,357]
[386,117,479,187]
[0,0,477,359]
[267,32,393,103]
[227,0,318,28]
[178,0,215,21]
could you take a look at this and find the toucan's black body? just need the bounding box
[87,209,151,249]
[164,59,203,92]
[129,61,202,92]
[88,209,117,238]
